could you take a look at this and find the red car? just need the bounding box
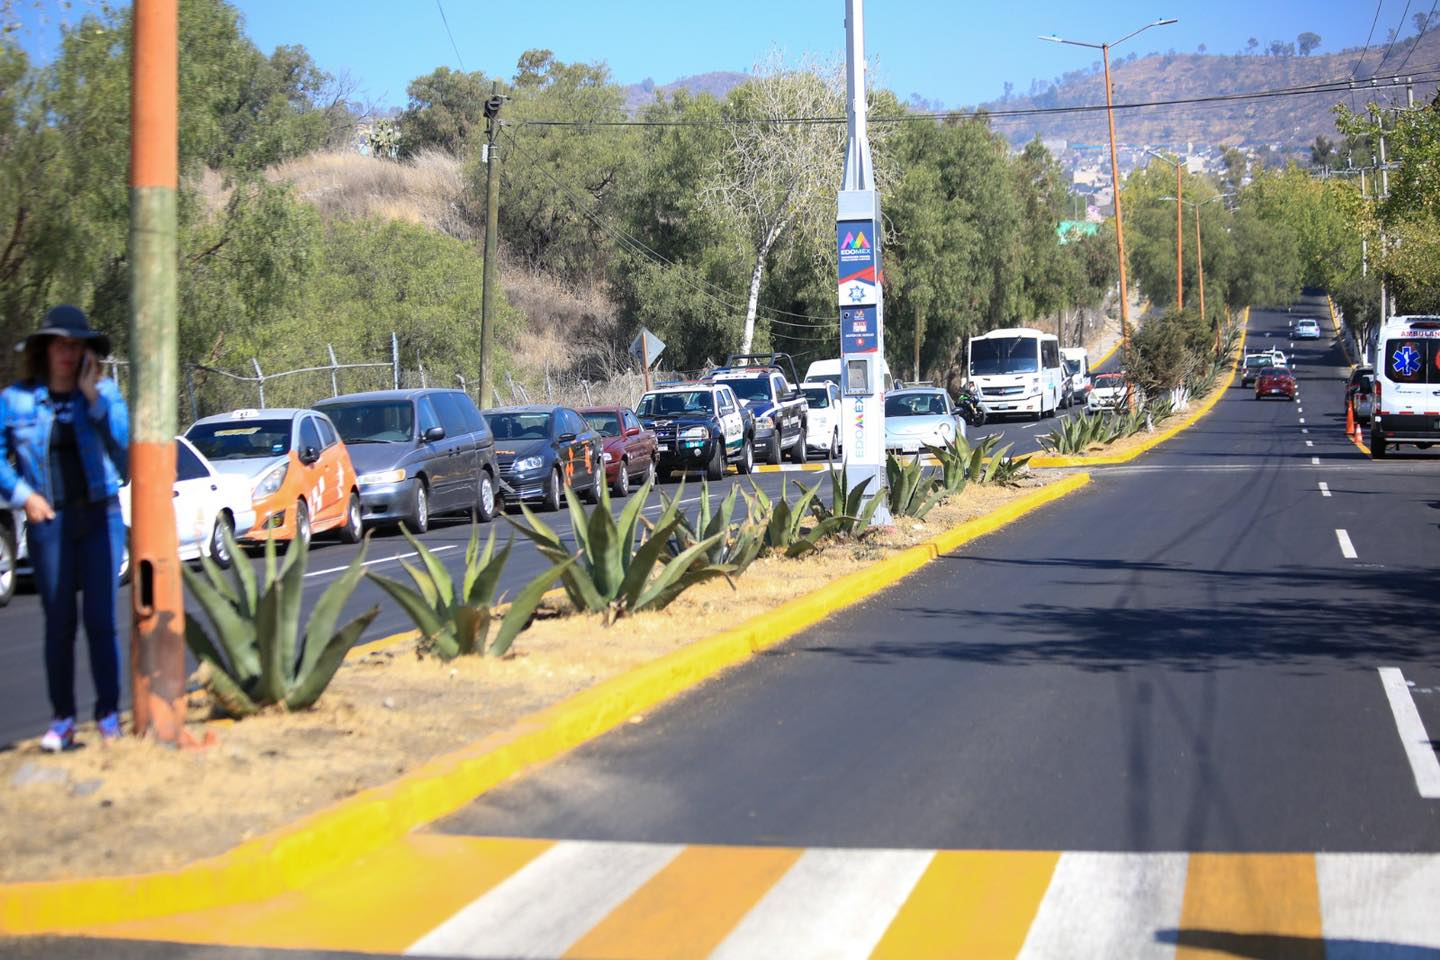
[1254,367,1297,401]
[578,405,659,496]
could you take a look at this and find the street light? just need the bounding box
[1146,149,1186,311]
[1161,193,1233,345]
[1041,17,1177,410]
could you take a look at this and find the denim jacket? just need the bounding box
[0,378,129,509]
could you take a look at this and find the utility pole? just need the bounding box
[129,0,189,744]
[837,0,888,523]
[479,83,506,408]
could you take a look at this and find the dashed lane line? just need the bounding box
[1319,482,1331,497]
[1335,529,1357,559]
[306,545,458,579]
[1377,667,1440,800]
[1306,441,1314,447]
[1312,456,1321,465]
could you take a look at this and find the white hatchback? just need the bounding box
[120,436,257,569]
[800,381,843,459]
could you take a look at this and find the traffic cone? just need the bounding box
[1346,400,1355,438]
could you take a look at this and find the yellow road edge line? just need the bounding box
[0,474,1092,935]
[1028,308,1248,469]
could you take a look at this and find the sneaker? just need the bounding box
[40,717,75,753]
[97,713,122,742]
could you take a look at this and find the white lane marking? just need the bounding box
[1299,417,1306,423]
[710,848,933,960]
[1319,481,1331,497]
[1306,440,1314,447]
[1302,428,1309,434]
[1021,422,1040,430]
[1298,407,1304,413]
[1018,852,1188,960]
[1336,529,1357,559]
[1377,668,1440,799]
[1312,456,1320,465]
[1318,853,1440,945]
[305,545,457,579]
[405,840,682,958]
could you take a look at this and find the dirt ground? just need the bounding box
[0,477,1058,883]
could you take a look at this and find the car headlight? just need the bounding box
[356,468,406,486]
[602,451,614,462]
[252,461,288,500]
[755,416,774,429]
[513,455,544,472]
[682,426,710,440]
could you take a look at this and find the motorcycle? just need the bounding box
[955,382,986,428]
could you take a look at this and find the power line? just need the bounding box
[1376,0,1416,72]
[1353,0,1386,80]
[434,0,465,73]
[500,127,839,331]
[1392,0,1438,76]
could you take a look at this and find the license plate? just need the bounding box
[657,444,670,452]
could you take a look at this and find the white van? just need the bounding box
[803,357,894,392]
[966,327,1065,419]
[1061,347,1090,405]
[1370,314,1440,458]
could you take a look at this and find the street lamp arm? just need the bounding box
[1110,17,1177,49]
[1038,34,1102,48]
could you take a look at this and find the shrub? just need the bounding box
[658,480,764,576]
[886,453,947,519]
[809,463,882,535]
[182,528,378,718]
[745,479,843,558]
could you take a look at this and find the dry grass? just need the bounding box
[264,149,473,240]
[0,476,1060,882]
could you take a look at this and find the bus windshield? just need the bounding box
[970,337,1039,375]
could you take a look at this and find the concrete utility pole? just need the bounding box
[479,83,505,408]
[129,0,188,743]
[837,0,889,524]
[1146,150,1186,311]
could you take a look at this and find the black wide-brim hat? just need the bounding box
[16,305,112,358]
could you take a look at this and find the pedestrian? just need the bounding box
[0,305,129,751]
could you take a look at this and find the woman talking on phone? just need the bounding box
[0,305,129,751]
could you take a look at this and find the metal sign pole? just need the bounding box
[838,0,889,524]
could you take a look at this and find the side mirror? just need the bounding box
[558,432,577,444]
[300,445,320,465]
[624,426,641,438]
[424,426,446,442]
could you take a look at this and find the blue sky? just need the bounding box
[11,1,1412,108]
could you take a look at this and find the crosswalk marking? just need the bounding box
[1018,852,1189,960]
[406,839,682,958]
[1176,853,1322,959]
[709,847,934,960]
[1317,853,1440,949]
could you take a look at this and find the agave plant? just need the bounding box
[928,433,1015,484]
[745,479,843,558]
[509,479,729,619]
[659,481,765,576]
[182,526,378,718]
[367,523,568,660]
[809,463,881,535]
[1038,412,1111,455]
[886,452,947,519]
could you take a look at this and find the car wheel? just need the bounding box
[474,472,497,523]
[339,492,363,543]
[294,498,312,547]
[828,430,840,461]
[736,437,754,475]
[640,456,656,487]
[541,468,563,512]
[0,523,15,607]
[208,512,236,568]
[582,472,602,505]
[408,482,430,534]
[1370,429,1387,459]
[765,435,782,465]
[706,442,725,481]
[789,430,808,463]
[612,459,631,498]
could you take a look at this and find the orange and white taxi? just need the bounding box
[184,408,362,546]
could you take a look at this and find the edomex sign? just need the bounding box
[838,221,879,355]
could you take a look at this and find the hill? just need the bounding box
[623,70,749,112]
[977,31,1440,149]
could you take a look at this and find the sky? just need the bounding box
[9,0,1419,109]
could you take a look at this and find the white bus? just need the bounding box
[966,327,1064,419]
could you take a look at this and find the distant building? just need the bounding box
[1057,220,1099,243]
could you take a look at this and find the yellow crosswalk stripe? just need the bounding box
[1174,853,1323,960]
[564,844,803,960]
[870,850,1059,960]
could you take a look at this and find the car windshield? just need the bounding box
[638,391,715,416]
[1246,356,1271,367]
[583,412,621,436]
[802,387,831,408]
[316,400,413,443]
[1094,375,1124,388]
[970,337,1039,375]
[716,376,772,402]
[186,419,292,461]
[484,412,552,440]
[885,393,948,417]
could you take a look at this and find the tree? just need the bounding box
[700,54,847,354]
[1247,37,1259,54]
[398,66,492,157]
[1297,32,1322,56]
[1310,135,1337,168]
[1416,12,1433,36]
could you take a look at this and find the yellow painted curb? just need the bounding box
[1327,295,1357,367]
[1089,332,1122,371]
[0,475,1090,935]
[1028,310,1248,469]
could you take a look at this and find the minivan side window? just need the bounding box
[453,393,489,438]
[432,394,471,439]
[416,397,441,436]
[299,417,323,454]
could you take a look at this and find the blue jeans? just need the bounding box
[26,500,124,721]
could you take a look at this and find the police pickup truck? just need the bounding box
[707,353,810,464]
[636,381,756,480]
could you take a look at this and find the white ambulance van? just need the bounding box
[1370,315,1440,459]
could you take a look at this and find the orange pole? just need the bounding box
[1102,44,1135,411]
[130,0,190,744]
